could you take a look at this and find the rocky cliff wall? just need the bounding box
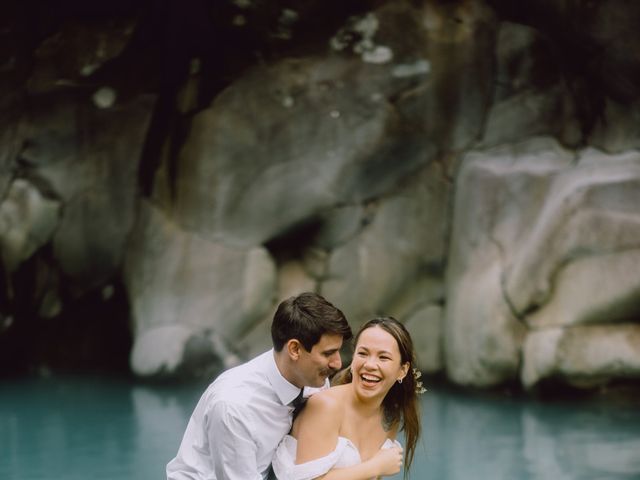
[1,0,639,391]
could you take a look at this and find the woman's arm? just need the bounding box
[316,447,403,480]
[293,394,403,480]
[294,392,342,464]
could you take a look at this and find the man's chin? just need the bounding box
[311,375,330,388]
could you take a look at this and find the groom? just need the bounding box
[166,292,352,480]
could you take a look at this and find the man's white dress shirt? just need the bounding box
[166,349,308,480]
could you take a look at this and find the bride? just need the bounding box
[272,316,423,479]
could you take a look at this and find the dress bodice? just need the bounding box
[272,434,401,480]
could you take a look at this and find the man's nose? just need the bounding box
[329,352,342,370]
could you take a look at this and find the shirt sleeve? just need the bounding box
[166,415,207,480]
[206,401,264,480]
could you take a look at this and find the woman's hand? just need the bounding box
[370,445,403,477]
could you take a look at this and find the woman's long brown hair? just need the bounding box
[333,316,422,478]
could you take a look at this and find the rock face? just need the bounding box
[522,325,640,389]
[446,138,640,388]
[1,0,640,390]
[0,179,60,273]
[124,200,276,377]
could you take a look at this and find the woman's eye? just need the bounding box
[357,351,367,357]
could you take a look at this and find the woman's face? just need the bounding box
[351,326,409,399]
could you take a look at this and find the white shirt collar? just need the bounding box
[265,349,301,406]
[302,381,329,398]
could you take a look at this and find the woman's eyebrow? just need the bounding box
[357,346,393,355]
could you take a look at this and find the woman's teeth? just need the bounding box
[361,374,381,383]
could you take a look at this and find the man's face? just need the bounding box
[295,333,344,388]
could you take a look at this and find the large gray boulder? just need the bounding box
[320,161,449,329]
[503,147,640,321]
[523,325,640,389]
[124,200,276,378]
[446,137,640,388]
[18,93,153,292]
[124,0,495,379]
[161,0,494,249]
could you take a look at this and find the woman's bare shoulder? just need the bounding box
[296,385,349,425]
[305,384,348,411]
[293,385,349,437]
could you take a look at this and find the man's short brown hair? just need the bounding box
[271,292,352,352]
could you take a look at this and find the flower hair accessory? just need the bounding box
[413,368,427,395]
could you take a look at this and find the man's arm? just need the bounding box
[207,401,264,480]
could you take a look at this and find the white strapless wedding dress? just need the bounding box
[272,435,401,480]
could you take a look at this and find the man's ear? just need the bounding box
[286,339,303,360]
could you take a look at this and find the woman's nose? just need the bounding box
[363,357,376,369]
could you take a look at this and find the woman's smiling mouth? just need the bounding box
[360,374,382,386]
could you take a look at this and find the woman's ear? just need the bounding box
[286,339,302,360]
[398,362,410,382]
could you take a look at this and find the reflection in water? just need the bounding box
[129,383,207,479]
[1,376,135,479]
[413,387,640,480]
[521,403,640,479]
[1,376,639,479]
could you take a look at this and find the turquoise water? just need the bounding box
[2,375,639,480]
